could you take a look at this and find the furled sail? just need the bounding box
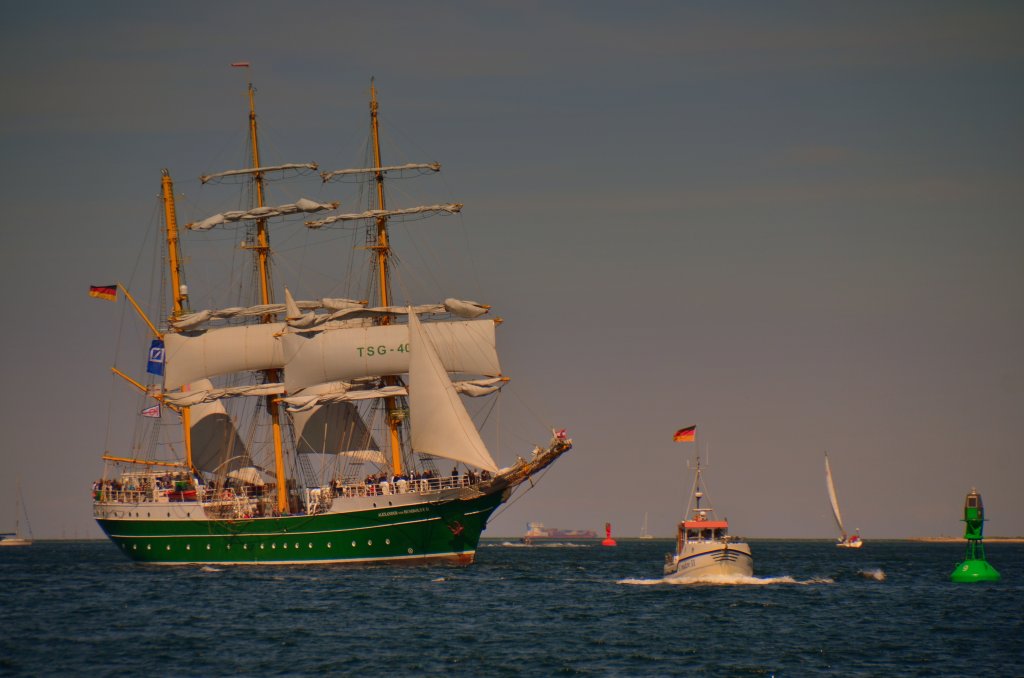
[281,383,408,412]
[306,204,462,229]
[186,380,251,475]
[281,319,501,393]
[283,299,489,330]
[408,309,498,472]
[163,323,286,390]
[453,377,506,397]
[825,453,847,539]
[162,383,285,407]
[200,162,319,184]
[187,198,339,231]
[171,298,364,330]
[320,162,440,182]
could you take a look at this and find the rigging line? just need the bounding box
[488,464,553,524]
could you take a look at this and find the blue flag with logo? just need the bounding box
[147,339,165,376]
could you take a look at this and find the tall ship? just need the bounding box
[91,79,572,565]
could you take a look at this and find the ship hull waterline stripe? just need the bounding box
[102,515,443,540]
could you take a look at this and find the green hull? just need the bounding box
[96,490,505,565]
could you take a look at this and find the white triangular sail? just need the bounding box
[408,309,498,472]
[824,453,847,540]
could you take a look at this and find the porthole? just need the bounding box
[133,545,138,551]
[351,541,356,547]
[244,544,249,550]
[166,545,171,551]
[308,543,313,549]
[407,548,413,554]
[260,544,265,550]
[327,542,332,549]
[227,544,231,550]
[283,543,288,549]
[147,545,152,551]
[186,544,191,551]
[367,540,373,546]
[272,543,277,550]
[206,544,211,551]
[294,543,300,549]
[385,538,391,545]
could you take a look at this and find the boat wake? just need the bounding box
[492,541,592,548]
[200,565,223,573]
[858,568,886,581]
[618,574,834,586]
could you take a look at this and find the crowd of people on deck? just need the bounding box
[328,466,494,498]
[96,464,498,505]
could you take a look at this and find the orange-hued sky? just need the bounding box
[2,1,1021,540]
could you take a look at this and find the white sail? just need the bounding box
[163,323,286,391]
[281,319,501,394]
[824,453,847,539]
[320,162,440,182]
[187,198,339,231]
[408,309,498,472]
[200,162,319,184]
[306,203,462,228]
[187,380,251,475]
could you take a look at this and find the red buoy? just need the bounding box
[601,522,617,546]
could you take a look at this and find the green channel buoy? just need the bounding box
[950,488,1001,583]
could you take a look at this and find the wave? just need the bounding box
[617,574,834,586]
[488,541,592,548]
[199,565,223,573]
[858,568,886,581]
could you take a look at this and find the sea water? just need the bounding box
[1,539,1021,676]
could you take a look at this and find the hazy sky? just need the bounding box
[2,1,1021,540]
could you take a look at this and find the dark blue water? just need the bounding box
[2,539,1021,676]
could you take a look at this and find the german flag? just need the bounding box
[673,425,696,442]
[89,284,117,301]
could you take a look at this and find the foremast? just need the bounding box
[160,169,193,471]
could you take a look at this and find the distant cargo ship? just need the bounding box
[522,522,598,544]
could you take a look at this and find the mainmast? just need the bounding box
[369,78,405,476]
[245,83,289,514]
[160,169,193,471]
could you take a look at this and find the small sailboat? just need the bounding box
[0,482,33,547]
[825,452,862,548]
[664,455,752,580]
[639,512,654,539]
